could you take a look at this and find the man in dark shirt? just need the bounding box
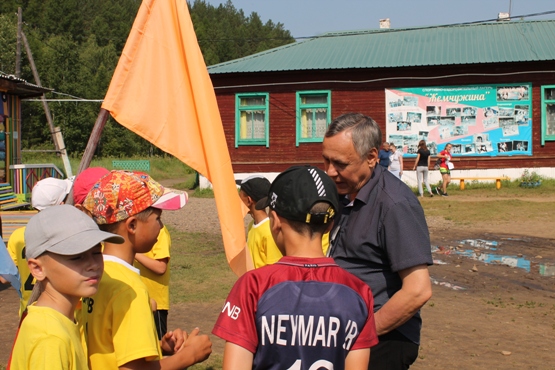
[377,142,391,169]
[322,113,433,370]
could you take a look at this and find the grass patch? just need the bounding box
[420,181,555,225]
[422,198,553,224]
[170,175,198,191]
[427,178,555,198]
[21,153,194,180]
[168,228,237,304]
[188,354,223,369]
[192,187,215,198]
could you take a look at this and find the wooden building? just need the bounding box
[0,73,53,191]
[208,19,555,184]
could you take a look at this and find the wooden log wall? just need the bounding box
[212,61,555,173]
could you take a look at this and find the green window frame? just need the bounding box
[295,90,331,146]
[235,93,269,147]
[541,85,555,145]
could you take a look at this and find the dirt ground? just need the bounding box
[1,184,554,369]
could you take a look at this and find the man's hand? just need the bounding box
[374,265,432,336]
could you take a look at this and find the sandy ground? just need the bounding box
[1,185,554,369]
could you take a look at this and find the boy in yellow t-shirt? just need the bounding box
[9,205,123,370]
[82,171,211,370]
[7,177,73,317]
[238,176,330,264]
[238,176,282,268]
[134,225,172,340]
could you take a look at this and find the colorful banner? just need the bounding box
[385,84,532,157]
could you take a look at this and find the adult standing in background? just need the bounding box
[322,113,433,370]
[377,142,391,170]
[413,140,434,198]
[388,143,403,179]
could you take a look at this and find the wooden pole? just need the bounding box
[77,108,110,175]
[20,31,60,152]
[15,8,22,77]
[54,127,73,178]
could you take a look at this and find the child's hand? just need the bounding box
[178,327,212,364]
[160,328,186,355]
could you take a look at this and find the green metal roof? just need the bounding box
[208,20,555,74]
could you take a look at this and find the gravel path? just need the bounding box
[159,178,247,234]
[161,196,223,234]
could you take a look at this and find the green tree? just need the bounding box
[0,0,294,157]
[0,13,17,73]
[190,0,295,65]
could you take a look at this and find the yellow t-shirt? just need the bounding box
[322,231,330,255]
[247,218,282,268]
[7,226,34,317]
[9,304,88,370]
[84,256,162,369]
[247,220,331,268]
[134,226,171,310]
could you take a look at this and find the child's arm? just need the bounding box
[222,342,253,370]
[119,328,212,370]
[134,254,168,275]
[345,348,370,370]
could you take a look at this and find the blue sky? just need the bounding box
[204,0,555,38]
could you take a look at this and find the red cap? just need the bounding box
[73,167,110,205]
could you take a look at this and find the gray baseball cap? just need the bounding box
[25,204,124,259]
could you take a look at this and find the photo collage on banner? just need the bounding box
[385,84,532,157]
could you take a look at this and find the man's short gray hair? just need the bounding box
[325,113,382,158]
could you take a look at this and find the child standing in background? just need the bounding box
[134,224,173,340]
[238,176,282,268]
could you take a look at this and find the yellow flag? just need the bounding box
[101,0,251,276]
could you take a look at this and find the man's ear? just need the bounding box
[28,258,46,282]
[366,147,379,168]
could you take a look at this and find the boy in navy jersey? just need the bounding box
[213,165,378,370]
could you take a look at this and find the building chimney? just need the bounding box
[379,18,390,29]
[497,12,510,21]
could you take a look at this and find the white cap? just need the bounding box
[31,178,74,211]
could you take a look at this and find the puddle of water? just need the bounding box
[433,259,448,265]
[459,239,498,250]
[430,277,466,291]
[432,244,555,277]
[539,264,555,277]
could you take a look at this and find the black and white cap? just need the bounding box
[255,165,339,224]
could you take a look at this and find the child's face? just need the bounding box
[239,190,254,215]
[239,190,251,207]
[38,245,104,300]
[133,208,163,253]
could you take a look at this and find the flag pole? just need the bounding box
[76,108,110,175]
